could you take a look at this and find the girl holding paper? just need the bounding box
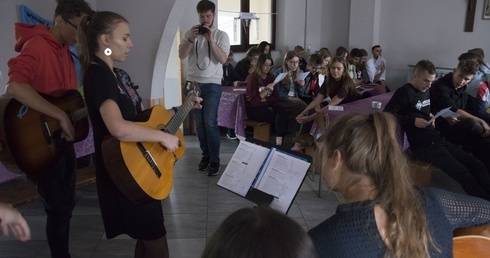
[245,54,304,146]
[274,51,309,151]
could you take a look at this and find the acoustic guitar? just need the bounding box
[102,82,199,204]
[453,224,490,258]
[0,90,89,175]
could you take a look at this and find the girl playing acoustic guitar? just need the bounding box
[78,11,201,258]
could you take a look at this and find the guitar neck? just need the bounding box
[164,94,195,135]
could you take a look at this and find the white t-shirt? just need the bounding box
[181,28,230,84]
[366,56,386,82]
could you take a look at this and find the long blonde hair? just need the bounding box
[281,50,300,84]
[320,112,437,258]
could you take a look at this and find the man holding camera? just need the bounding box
[179,0,230,176]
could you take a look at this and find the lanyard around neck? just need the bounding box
[195,38,211,70]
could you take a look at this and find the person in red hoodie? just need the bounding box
[5,1,93,257]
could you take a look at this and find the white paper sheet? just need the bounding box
[295,71,310,81]
[428,107,460,123]
[217,141,269,197]
[274,72,288,84]
[255,150,311,214]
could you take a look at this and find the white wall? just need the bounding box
[95,0,173,104]
[377,0,490,89]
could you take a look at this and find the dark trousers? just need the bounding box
[28,145,77,258]
[273,100,307,137]
[246,106,275,125]
[411,142,490,201]
[436,118,490,173]
[436,118,484,144]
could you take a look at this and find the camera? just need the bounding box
[198,25,209,35]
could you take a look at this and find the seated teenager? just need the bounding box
[245,54,290,146]
[335,46,349,61]
[235,47,261,80]
[316,48,332,80]
[357,48,370,83]
[294,45,308,72]
[365,45,387,88]
[430,56,490,173]
[462,49,490,123]
[298,53,323,104]
[274,51,308,151]
[296,57,357,125]
[222,51,244,139]
[202,207,317,258]
[347,48,363,85]
[257,40,271,55]
[222,51,244,87]
[308,112,490,258]
[385,60,490,200]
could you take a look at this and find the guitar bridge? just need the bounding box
[136,142,162,178]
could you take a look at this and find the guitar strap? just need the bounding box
[92,56,142,115]
[114,68,142,111]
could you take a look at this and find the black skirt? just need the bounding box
[96,166,166,240]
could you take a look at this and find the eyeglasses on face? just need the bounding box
[62,17,78,30]
[309,64,321,70]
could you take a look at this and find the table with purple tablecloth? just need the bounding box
[217,86,248,140]
[0,125,94,184]
[310,92,409,149]
[310,92,394,134]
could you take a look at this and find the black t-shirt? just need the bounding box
[83,56,165,240]
[319,78,348,99]
[384,83,444,148]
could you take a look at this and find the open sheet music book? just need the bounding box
[217,140,311,214]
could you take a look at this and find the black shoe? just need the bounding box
[198,157,210,171]
[207,162,220,176]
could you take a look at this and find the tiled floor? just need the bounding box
[0,133,465,258]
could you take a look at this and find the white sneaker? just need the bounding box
[226,133,237,140]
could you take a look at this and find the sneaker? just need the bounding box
[207,162,221,176]
[198,157,210,171]
[226,133,237,140]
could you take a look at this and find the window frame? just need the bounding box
[219,0,276,53]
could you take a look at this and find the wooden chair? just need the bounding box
[406,151,433,187]
[242,119,271,142]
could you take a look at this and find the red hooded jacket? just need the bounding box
[7,23,77,95]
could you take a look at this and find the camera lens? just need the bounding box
[198,25,209,35]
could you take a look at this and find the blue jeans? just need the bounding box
[190,82,222,163]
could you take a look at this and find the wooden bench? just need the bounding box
[406,152,433,187]
[242,120,271,142]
